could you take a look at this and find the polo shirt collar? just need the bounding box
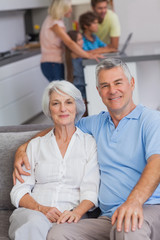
[107,104,144,123]
[125,104,144,119]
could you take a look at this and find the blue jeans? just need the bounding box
[41,62,64,82]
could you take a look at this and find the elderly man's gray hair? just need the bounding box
[96,58,133,87]
[42,80,85,123]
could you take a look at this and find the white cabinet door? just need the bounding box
[0,55,48,126]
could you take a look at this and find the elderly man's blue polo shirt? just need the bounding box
[77,105,160,217]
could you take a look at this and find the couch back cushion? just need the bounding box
[0,130,42,210]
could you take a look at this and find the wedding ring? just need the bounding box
[134,211,138,216]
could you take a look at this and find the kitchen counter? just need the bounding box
[83,41,160,65]
[0,47,41,67]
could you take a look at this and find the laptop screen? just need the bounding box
[120,32,133,54]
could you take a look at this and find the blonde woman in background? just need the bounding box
[40,0,101,82]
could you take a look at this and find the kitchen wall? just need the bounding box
[113,0,160,110]
[0,5,88,53]
[31,8,48,33]
[72,4,91,22]
[114,0,160,44]
[0,11,26,52]
[0,6,51,53]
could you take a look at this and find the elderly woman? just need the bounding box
[9,81,99,240]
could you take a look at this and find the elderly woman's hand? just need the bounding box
[39,205,62,223]
[57,210,81,224]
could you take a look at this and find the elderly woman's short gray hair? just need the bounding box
[96,58,132,87]
[42,80,85,123]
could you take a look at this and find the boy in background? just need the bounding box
[79,11,116,53]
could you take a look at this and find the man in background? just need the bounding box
[91,0,121,49]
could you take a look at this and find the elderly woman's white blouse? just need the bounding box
[10,128,99,212]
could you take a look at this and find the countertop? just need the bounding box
[83,41,160,66]
[1,41,160,68]
[0,48,41,67]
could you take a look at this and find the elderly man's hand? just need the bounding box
[111,199,144,233]
[39,205,62,223]
[13,150,31,185]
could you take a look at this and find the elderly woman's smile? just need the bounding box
[49,91,76,126]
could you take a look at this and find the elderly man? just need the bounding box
[14,59,160,240]
[91,0,121,49]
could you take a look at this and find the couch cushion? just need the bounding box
[0,210,12,239]
[0,130,41,210]
[0,124,52,133]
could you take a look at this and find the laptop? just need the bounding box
[103,32,133,57]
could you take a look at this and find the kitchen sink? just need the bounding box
[0,48,41,67]
[0,51,24,61]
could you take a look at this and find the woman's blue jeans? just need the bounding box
[41,62,64,82]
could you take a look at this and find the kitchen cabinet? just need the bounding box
[0,0,50,11]
[0,54,48,126]
[72,0,90,4]
[0,0,90,11]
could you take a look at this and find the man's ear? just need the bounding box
[130,77,135,90]
[96,86,101,97]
